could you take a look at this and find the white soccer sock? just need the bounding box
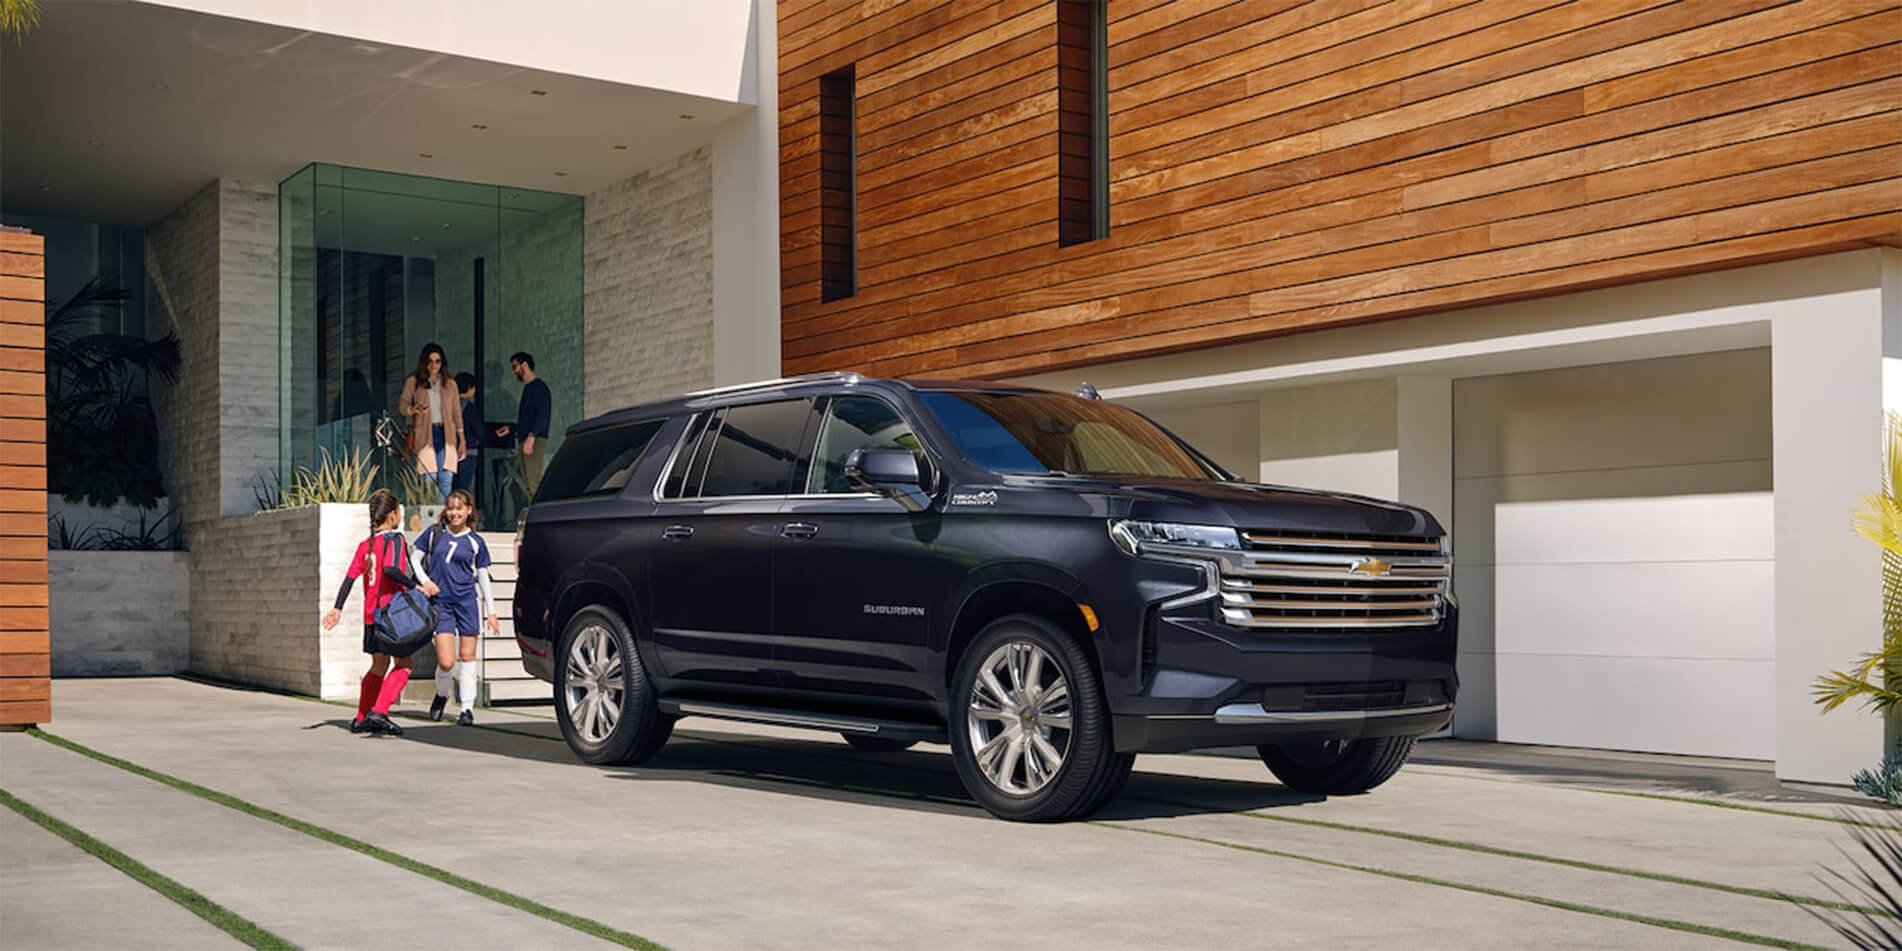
[457,661,478,712]
[434,665,453,700]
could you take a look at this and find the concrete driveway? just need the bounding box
[0,678,1891,950]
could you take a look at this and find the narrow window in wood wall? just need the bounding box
[1057,1,1108,246]
[819,66,857,302]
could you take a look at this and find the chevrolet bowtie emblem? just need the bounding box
[1351,557,1393,577]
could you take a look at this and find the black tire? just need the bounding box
[841,733,917,753]
[553,606,675,765]
[948,614,1134,821]
[1257,735,1416,794]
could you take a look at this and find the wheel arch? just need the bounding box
[943,578,1099,690]
[550,565,648,650]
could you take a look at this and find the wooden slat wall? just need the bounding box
[779,0,1902,379]
[0,230,48,726]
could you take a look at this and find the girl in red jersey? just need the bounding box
[321,489,438,735]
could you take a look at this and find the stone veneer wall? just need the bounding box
[49,552,190,675]
[584,146,715,416]
[145,179,278,528]
[187,504,370,698]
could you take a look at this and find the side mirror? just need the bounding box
[845,448,932,512]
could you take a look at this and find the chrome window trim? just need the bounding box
[649,411,714,502]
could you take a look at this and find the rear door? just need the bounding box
[647,398,815,688]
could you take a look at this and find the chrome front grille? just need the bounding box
[1218,531,1449,631]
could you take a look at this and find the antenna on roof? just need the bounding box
[1075,382,1101,400]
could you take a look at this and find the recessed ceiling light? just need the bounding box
[471,123,488,130]
[530,89,548,96]
[612,144,628,150]
[678,113,694,120]
[419,152,433,159]
[411,235,421,242]
[441,223,452,229]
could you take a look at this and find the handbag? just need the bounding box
[371,531,438,656]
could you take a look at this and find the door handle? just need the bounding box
[662,524,694,541]
[781,522,819,540]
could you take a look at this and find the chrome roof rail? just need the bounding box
[682,371,863,399]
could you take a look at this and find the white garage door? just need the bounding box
[1451,349,1774,760]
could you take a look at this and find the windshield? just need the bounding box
[919,390,1223,480]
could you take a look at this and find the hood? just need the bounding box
[997,473,1443,537]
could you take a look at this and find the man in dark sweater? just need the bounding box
[495,351,552,497]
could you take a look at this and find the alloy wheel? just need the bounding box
[965,641,1073,795]
[563,623,624,744]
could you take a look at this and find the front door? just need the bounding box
[647,398,815,688]
[774,395,945,705]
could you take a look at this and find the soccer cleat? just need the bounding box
[456,709,474,726]
[349,717,367,734]
[429,695,447,721]
[364,712,403,737]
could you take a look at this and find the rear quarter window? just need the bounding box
[536,420,665,501]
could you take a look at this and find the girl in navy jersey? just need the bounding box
[412,488,499,725]
[321,489,437,735]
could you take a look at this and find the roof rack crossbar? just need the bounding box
[682,371,863,400]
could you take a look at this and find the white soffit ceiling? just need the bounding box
[2,0,747,226]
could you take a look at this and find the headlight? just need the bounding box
[1108,520,1241,557]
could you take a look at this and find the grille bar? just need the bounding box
[1220,530,1449,631]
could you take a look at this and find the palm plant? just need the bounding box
[1812,411,1902,715]
[45,277,183,509]
[1,0,39,41]
[277,447,379,508]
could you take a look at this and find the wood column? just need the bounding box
[0,229,48,727]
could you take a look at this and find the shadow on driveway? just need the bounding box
[312,714,1322,820]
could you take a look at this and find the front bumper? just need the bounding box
[1108,604,1459,754]
[1115,701,1452,754]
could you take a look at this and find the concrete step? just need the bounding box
[486,679,550,703]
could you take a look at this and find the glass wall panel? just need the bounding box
[278,164,582,527]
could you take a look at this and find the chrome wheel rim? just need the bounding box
[563,624,624,744]
[965,641,1072,796]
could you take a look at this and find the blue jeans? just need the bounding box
[430,425,453,502]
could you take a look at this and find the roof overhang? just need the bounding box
[2,0,752,226]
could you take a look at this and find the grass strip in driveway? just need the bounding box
[1403,765,1895,829]
[1099,823,1829,951]
[0,786,296,951]
[1218,808,1891,919]
[28,730,665,951]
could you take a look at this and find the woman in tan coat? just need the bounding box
[398,342,466,504]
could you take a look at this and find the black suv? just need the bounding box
[513,373,1457,821]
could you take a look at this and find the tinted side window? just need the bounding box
[809,396,922,493]
[697,399,813,498]
[537,420,664,501]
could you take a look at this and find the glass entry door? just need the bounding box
[279,164,581,527]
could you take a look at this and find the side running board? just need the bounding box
[660,699,946,743]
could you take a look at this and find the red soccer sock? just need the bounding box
[356,672,384,721]
[372,668,411,715]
